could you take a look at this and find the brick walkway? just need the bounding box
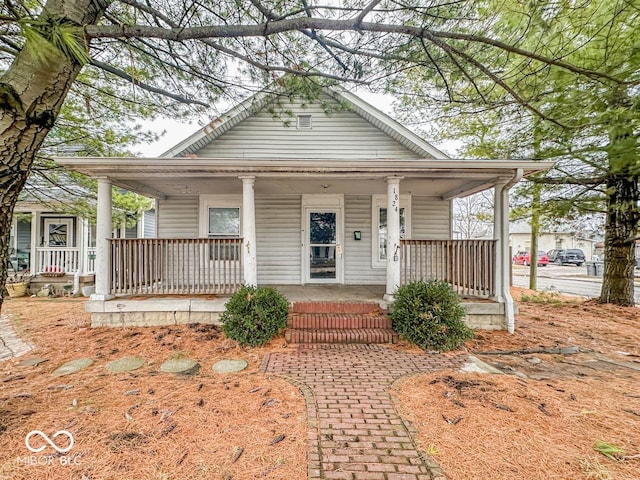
[262,344,467,480]
[0,313,33,361]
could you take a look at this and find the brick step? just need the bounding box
[290,301,384,315]
[287,313,392,330]
[285,328,399,344]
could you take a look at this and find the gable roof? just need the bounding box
[160,84,449,160]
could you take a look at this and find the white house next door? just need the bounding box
[303,195,343,284]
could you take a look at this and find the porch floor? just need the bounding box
[271,284,386,305]
[88,284,507,330]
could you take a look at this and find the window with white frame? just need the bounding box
[199,196,242,261]
[372,195,411,268]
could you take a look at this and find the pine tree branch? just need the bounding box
[88,58,209,106]
[85,18,631,85]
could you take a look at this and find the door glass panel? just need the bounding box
[309,212,336,279]
[48,222,69,246]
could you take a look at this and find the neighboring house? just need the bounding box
[58,84,550,331]
[10,194,156,290]
[509,222,598,260]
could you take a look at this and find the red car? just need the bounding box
[512,250,549,266]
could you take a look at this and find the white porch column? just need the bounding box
[494,181,515,332]
[78,218,88,275]
[29,211,39,274]
[92,177,114,300]
[240,176,257,287]
[384,176,403,301]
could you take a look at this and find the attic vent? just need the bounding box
[297,114,312,129]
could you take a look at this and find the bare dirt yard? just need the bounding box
[1,288,639,480]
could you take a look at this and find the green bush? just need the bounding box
[221,285,289,346]
[391,280,472,352]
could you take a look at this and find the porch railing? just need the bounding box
[400,239,497,298]
[35,247,80,274]
[109,238,243,295]
[86,248,96,274]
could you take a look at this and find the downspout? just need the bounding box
[502,168,524,333]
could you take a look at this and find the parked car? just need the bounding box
[512,250,549,266]
[546,248,586,266]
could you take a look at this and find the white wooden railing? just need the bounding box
[35,247,80,274]
[400,239,497,298]
[86,248,96,274]
[109,238,243,295]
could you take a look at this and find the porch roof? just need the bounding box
[55,156,552,200]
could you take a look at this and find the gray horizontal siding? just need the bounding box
[256,195,301,285]
[412,197,451,239]
[344,195,385,285]
[194,95,419,160]
[17,219,31,252]
[157,196,199,238]
[143,209,156,238]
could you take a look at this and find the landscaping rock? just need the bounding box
[106,357,145,373]
[52,358,94,376]
[17,357,49,367]
[212,359,248,373]
[160,358,200,375]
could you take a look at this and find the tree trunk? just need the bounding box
[599,174,638,305]
[0,0,109,311]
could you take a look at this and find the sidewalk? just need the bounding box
[0,313,32,361]
[263,344,467,480]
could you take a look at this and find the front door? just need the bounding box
[309,211,337,281]
[43,218,73,247]
[303,195,343,284]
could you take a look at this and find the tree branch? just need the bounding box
[88,58,209,106]
[85,18,630,84]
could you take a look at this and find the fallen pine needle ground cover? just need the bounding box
[1,288,639,479]
[0,297,306,480]
[395,288,640,480]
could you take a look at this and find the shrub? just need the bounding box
[391,280,472,352]
[221,285,289,346]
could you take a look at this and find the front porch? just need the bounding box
[55,84,554,332]
[87,284,508,330]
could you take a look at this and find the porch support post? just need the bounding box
[384,176,403,301]
[78,217,88,275]
[494,171,522,333]
[240,176,257,287]
[29,211,39,274]
[92,177,114,301]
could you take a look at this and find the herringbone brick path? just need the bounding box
[263,344,467,479]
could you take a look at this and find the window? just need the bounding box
[372,195,411,268]
[378,206,407,262]
[208,207,240,237]
[199,196,242,261]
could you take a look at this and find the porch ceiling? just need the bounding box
[55,157,553,200]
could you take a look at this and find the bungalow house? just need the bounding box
[57,84,550,332]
